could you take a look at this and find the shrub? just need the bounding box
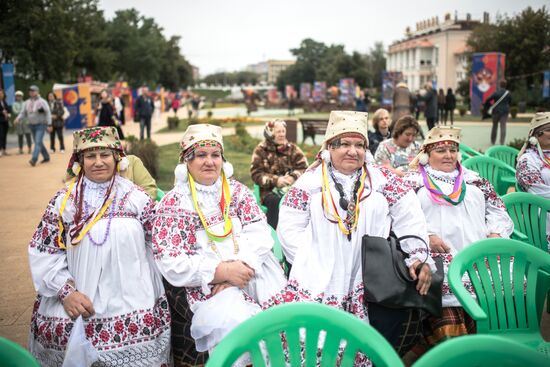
[167,116,180,130]
[508,138,526,150]
[459,107,467,116]
[510,106,518,118]
[125,135,160,179]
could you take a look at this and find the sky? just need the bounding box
[99,0,548,77]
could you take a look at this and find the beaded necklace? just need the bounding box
[189,171,233,242]
[83,194,116,246]
[321,160,367,240]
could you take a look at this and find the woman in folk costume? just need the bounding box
[274,111,435,363]
[28,126,170,366]
[152,124,286,362]
[516,112,550,249]
[404,126,513,359]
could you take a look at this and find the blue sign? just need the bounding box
[1,63,15,105]
[544,70,550,98]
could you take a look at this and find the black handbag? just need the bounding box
[361,233,444,317]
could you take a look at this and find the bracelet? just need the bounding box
[57,282,76,303]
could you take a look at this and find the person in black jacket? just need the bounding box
[0,88,12,157]
[485,80,512,145]
[134,86,155,140]
[47,92,65,153]
[444,88,456,126]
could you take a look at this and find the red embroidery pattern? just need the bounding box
[31,296,170,351]
[516,156,544,191]
[282,187,310,211]
[378,167,412,206]
[57,282,76,303]
[470,177,505,209]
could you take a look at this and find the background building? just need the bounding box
[387,12,488,91]
[246,59,295,84]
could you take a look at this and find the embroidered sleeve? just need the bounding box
[282,187,311,212]
[235,183,265,226]
[28,190,73,298]
[152,192,220,293]
[470,177,514,237]
[516,156,550,200]
[402,171,423,192]
[57,281,76,303]
[138,195,156,243]
[378,166,413,206]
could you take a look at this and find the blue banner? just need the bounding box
[544,71,550,98]
[1,63,15,105]
[381,71,402,106]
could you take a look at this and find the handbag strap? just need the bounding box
[395,234,430,273]
[488,90,509,113]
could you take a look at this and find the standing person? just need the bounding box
[368,108,391,155]
[275,111,434,361]
[437,88,446,125]
[485,80,512,145]
[47,92,65,153]
[96,89,124,140]
[516,112,550,248]
[171,96,180,116]
[113,93,125,125]
[15,85,51,166]
[134,86,154,140]
[28,126,171,366]
[392,82,413,124]
[0,88,11,157]
[12,90,32,154]
[288,93,296,116]
[153,124,286,364]
[405,126,513,360]
[444,88,456,126]
[250,119,308,228]
[423,83,438,130]
[191,94,201,119]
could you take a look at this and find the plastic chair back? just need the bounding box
[0,337,40,367]
[459,143,483,162]
[156,188,165,202]
[485,145,520,168]
[502,192,550,252]
[462,155,516,196]
[206,303,403,367]
[253,184,268,213]
[447,238,550,354]
[412,334,549,367]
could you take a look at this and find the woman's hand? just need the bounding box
[429,234,451,253]
[276,176,293,188]
[409,260,432,295]
[217,261,255,289]
[487,233,501,238]
[211,282,232,296]
[63,291,95,319]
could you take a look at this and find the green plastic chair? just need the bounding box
[155,188,165,202]
[462,155,516,196]
[459,143,483,162]
[502,192,550,252]
[485,145,520,168]
[502,192,550,313]
[0,337,40,367]
[270,226,289,276]
[253,184,268,213]
[447,238,550,357]
[206,303,403,367]
[412,334,549,367]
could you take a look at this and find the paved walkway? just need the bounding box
[0,109,547,349]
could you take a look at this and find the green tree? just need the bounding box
[201,71,260,85]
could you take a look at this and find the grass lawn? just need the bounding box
[157,118,265,134]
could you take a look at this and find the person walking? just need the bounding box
[423,83,438,130]
[12,90,32,154]
[437,88,446,125]
[485,80,512,145]
[47,92,65,153]
[15,85,51,166]
[134,86,154,140]
[0,88,11,157]
[444,88,456,126]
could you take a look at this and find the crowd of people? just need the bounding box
[0,76,538,366]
